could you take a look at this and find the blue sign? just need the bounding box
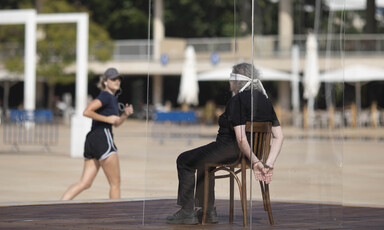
[210,52,220,65]
[161,53,169,66]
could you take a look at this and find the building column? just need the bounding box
[278,0,293,54]
[152,75,163,106]
[152,1,164,107]
[2,81,10,116]
[35,81,44,108]
[154,0,164,60]
[278,81,291,111]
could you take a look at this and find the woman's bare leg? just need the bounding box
[61,159,100,200]
[100,154,121,199]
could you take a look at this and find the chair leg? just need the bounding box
[241,158,248,227]
[265,183,274,226]
[202,166,210,225]
[229,166,234,223]
[259,181,267,211]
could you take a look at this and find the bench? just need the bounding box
[2,109,58,151]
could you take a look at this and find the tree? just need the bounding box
[64,0,307,38]
[365,0,377,33]
[67,0,149,39]
[0,0,113,109]
[36,0,114,109]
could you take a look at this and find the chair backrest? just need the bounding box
[245,121,272,163]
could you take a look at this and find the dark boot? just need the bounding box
[166,209,198,225]
[197,207,218,224]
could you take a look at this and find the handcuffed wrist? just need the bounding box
[251,160,260,169]
[264,164,274,169]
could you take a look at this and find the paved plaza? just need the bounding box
[0,120,383,208]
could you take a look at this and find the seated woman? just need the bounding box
[166,62,284,225]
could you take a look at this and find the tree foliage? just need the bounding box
[67,0,149,39]
[1,0,377,80]
[35,0,113,84]
[0,0,113,85]
[68,0,280,38]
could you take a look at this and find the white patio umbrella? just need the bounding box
[320,65,384,123]
[320,65,384,83]
[303,33,320,128]
[177,46,199,106]
[291,45,301,126]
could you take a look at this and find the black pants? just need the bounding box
[176,140,239,210]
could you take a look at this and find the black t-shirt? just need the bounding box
[91,91,119,130]
[217,89,280,143]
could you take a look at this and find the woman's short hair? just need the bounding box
[97,75,107,90]
[231,62,262,93]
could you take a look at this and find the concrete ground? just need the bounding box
[0,120,383,208]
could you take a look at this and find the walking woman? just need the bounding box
[61,67,134,200]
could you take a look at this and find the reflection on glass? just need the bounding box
[1,1,384,229]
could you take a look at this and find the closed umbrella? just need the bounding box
[303,33,320,128]
[177,46,199,107]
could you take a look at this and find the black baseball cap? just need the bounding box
[104,67,120,79]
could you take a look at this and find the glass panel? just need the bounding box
[142,1,345,228]
[1,1,383,229]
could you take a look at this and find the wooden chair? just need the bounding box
[202,121,274,227]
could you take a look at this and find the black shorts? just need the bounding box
[84,127,118,160]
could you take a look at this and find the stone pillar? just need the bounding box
[278,81,291,111]
[154,0,164,60]
[351,103,357,128]
[35,81,44,108]
[152,75,163,106]
[2,81,10,117]
[278,0,293,55]
[153,1,165,108]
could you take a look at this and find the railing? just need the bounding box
[290,34,384,56]
[114,34,384,58]
[186,37,233,53]
[2,109,59,151]
[113,39,153,60]
[1,34,383,61]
